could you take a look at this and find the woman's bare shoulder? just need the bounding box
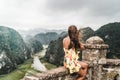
[63,36,70,49]
[63,36,70,43]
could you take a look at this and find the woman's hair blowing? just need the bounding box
[68,25,80,49]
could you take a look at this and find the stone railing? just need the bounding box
[23,36,120,80]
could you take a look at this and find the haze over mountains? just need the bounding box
[0,22,120,75]
[18,28,67,39]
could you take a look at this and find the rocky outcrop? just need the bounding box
[44,35,66,66]
[26,38,43,55]
[58,31,68,38]
[44,27,94,66]
[95,22,120,58]
[0,26,30,74]
[81,27,95,42]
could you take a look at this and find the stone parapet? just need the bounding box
[22,67,77,80]
[106,59,120,66]
[22,36,120,80]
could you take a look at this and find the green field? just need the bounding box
[0,58,57,80]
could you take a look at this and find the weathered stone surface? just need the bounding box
[103,67,120,80]
[86,36,104,44]
[22,67,80,80]
[22,62,120,80]
[82,36,109,80]
[106,59,120,66]
[83,36,109,62]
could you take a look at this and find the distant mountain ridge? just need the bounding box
[18,28,66,39]
[34,32,59,45]
[95,22,120,58]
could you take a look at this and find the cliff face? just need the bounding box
[95,22,120,58]
[44,27,94,66]
[44,35,66,66]
[81,27,95,42]
[0,26,30,74]
[26,38,43,54]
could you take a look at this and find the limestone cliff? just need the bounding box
[0,26,30,74]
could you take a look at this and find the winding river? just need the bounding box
[32,45,48,72]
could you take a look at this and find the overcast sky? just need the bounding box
[0,0,120,31]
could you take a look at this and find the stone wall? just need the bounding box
[22,36,120,80]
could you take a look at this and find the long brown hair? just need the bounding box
[68,25,81,50]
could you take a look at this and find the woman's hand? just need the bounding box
[80,44,85,50]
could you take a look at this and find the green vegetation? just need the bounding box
[0,70,25,80]
[95,22,120,58]
[0,58,57,80]
[44,62,57,70]
[0,26,30,74]
[0,59,32,80]
[40,58,57,70]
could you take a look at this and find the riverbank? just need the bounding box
[0,45,57,80]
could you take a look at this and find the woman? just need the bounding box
[63,25,88,80]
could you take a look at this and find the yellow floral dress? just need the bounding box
[63,48,81,74]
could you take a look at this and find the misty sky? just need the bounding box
[0,0,120,30]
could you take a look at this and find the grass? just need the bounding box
[0,70,25,80]
[44,62,57,70]
[0,59,32,80]
[0,58,57,80]
[40,58,57,70]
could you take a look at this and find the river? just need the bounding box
[32,45,48,72]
